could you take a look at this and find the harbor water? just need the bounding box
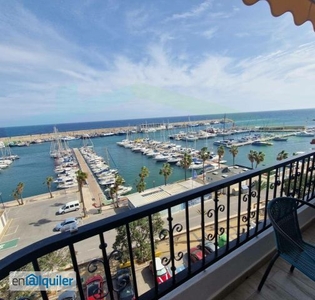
[1,109,315,203]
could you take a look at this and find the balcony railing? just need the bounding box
[1,151,315,300]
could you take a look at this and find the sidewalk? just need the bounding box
[73,148,116,216]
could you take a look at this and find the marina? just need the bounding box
[1,109,315,203]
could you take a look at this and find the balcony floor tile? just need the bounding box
[223,222,315,300]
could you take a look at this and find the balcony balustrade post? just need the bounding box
[200,195,206,256]
[167,208,177,277]
[311,158,315,197]
[305,157,313,199]
[68,244,85,300]
[236,186,242,243]
[213,193,219,248]
[225,189,231,251]
[98,235,115,300]
[126,223,139,299]
[297,159,304,199]
[253,174,262,231]
[185,201,192,272]
[32,259,49,300]
[148,214,159,295]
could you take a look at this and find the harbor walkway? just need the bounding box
[72,148,109,215]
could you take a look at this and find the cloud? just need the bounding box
[201,27,218,39]
[125,8,150,33]
[1,1,315,127]
[169,0,214,20]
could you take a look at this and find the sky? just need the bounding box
[1,0,315,127]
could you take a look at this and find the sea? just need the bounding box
[1,108,315,203]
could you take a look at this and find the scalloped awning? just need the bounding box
[243,0,315,31]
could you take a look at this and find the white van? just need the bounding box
[58,200,80,214]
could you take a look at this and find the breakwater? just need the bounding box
[0,121,306,145]
[0,118,232,143]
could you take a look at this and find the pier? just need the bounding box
[223,132,297,148]
[72,148,106,210]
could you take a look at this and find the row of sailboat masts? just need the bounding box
[138,122,169,133]
[49,126,74,158]
[104,147,117,169]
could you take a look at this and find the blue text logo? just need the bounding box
[9,271,76,291]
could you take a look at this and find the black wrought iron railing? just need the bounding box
[1,151,315,300]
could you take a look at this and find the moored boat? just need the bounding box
[252,140,273,146]
[295,131,314,137]
[273,136,288,141]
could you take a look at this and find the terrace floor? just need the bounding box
[222,220,315,300]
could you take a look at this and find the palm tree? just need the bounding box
[254,151,265,168]
[276,150,289,177]
[229,145,239,166]
[109,186,116,205]
[111,174,124,208]
[159,163,173,185]
[12,189,21,205]
[136,180,146,193]
[44,176,54,198]
[248,150,256,169]
[180,152,192,181]
[277,150,288,161]
[217,145,225,169]
[76,170,88,218]
[200,147,210,183]
[140,166,149,181]
[15,182,24,205]
[136,166,149,193]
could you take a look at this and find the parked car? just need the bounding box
[149,257,171,284]
[189,246,211,264]
[114,268,135,300]
[175,264,186,274]
[86,275,104,300]
[58,290,77,300]
[53,217,78,232]
[197,240,218,253]
[58,200,80,214]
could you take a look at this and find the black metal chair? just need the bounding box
[258,197,315,291]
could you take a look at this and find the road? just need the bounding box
[0,185,259,261]
[0,179,263,297]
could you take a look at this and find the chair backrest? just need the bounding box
[267,197,303,253]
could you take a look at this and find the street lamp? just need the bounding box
[0,192,4,209]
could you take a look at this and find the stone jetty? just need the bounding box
[0,118,306,145]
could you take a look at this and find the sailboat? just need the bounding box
[81,133,94,148]
[50,127,64,158]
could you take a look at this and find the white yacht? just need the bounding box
[295,131,314,137]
